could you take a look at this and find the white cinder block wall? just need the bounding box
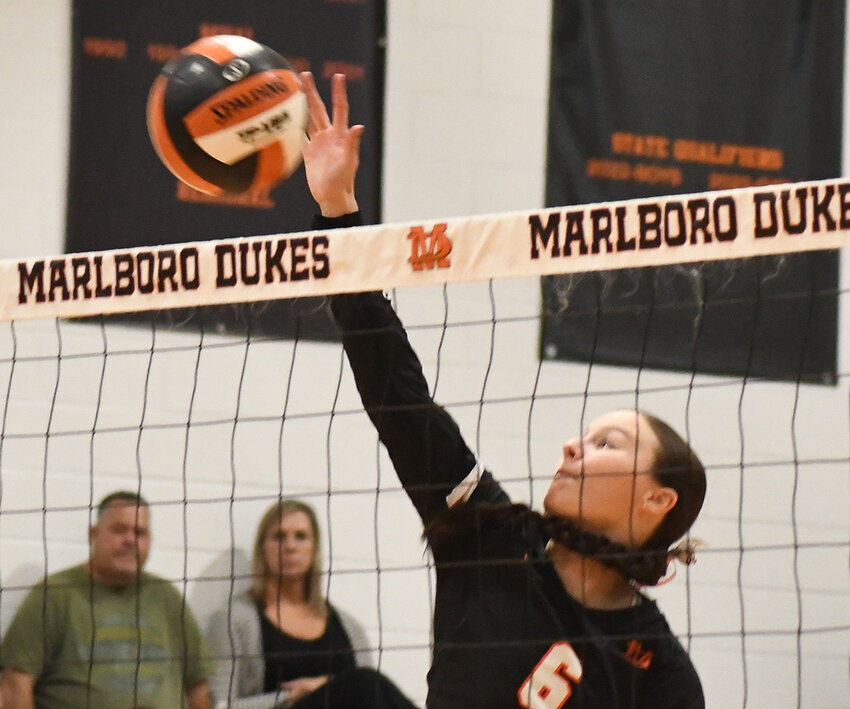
[1,2,849,708]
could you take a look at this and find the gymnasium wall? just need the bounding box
[1,2,849,707]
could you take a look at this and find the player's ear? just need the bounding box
[643,486,678,517]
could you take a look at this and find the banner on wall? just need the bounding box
[67,0,385,339]
[543,0,845,383]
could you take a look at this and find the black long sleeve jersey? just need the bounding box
[321,213,703,709]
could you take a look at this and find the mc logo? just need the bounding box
[407,223,452,271]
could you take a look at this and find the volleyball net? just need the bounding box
[1,177,848,707]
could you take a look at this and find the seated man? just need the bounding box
[0,491,213,709]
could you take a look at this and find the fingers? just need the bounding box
[301,71,354,136]
[300,71,330,135]
[331,73,350,130]
[349,123,365,153]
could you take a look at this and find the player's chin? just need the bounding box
[542,487,577,519]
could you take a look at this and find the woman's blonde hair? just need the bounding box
[251,499,325,615]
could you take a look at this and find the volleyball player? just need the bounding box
[301,71,706,709]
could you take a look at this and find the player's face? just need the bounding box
[544,410,663,547]
[89,503,151,586]
[263,510,317,583]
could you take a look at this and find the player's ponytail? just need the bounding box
[428,502,695,586]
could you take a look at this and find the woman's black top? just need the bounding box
[320,211,704,709]
[259,602,356,692]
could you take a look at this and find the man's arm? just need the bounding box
[186,679,211,709]
[0,668,35,709]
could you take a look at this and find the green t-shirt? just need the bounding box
[1,564,214,709]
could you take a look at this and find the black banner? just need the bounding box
[67,1,385,339]
[543,0,844,383]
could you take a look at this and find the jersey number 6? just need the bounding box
[517,642,584,709]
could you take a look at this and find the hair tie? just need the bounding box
[668,538,704,566]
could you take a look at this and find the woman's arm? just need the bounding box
[302,72,480,524]
[207,599,288,709]
[330,289,478,523]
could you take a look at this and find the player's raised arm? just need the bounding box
[301,73,480,524]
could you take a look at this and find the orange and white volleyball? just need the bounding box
[146,35,307,196]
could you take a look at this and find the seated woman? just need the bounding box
[207,499,416,709]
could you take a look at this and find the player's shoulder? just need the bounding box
[647,646,704,709]
[637,604,704,706]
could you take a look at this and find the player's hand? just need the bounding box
[301,71,364,218]
[280,674,329,703]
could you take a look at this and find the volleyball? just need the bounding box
[146,35,307,196]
